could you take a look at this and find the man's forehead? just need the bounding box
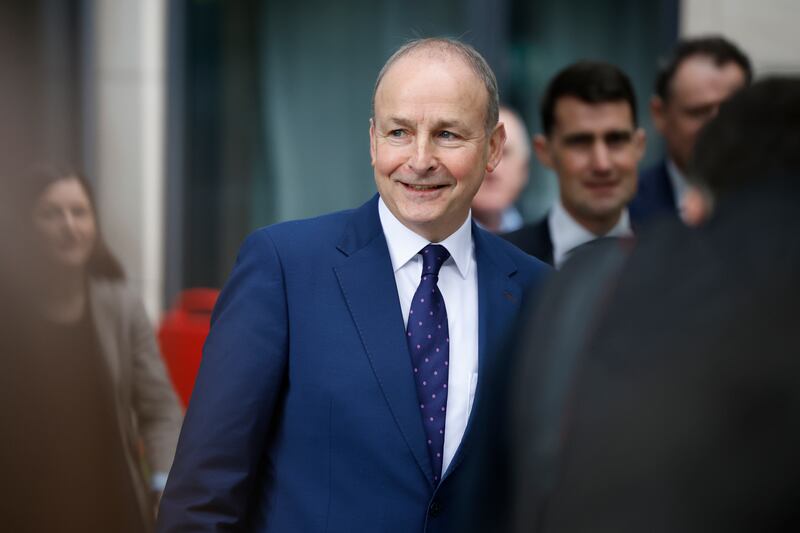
[553,97,635,132]
[671,55,747,97]
[374,59,487,123]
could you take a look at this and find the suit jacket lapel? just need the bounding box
[443,224,522,478]
[334,195,435,486]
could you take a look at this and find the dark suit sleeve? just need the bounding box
[157,229,289,532]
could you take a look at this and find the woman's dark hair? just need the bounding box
[23,164,125,280]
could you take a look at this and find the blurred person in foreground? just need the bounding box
[504,62,645,267]
[471,106,531,233]
[630,35,751,224]
[158,37,549,533]
[466,77,800,533]
[1,167,183,531]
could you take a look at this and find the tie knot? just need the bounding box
[420,244,450,277]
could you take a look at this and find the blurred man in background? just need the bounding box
[630,35,751,224]
[471,106,530,234]
[504,62,644,267]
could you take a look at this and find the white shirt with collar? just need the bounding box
[547,198,633,269]
[666,158,690,219]
[378,197,479,475]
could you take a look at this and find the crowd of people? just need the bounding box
[3,31,797,533]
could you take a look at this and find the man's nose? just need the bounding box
[591,142,612,174]
[406,137,439,175]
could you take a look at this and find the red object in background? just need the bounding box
[158,288,219,408]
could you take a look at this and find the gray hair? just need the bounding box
[372,37,500,133]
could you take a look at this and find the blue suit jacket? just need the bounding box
[158,195,549,532]
[629,159,678,226]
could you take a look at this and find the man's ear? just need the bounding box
[532,134,554,170]
[681,184,713,227]
[369,118,377,166]
[650,95,666,134]
[485,122,507,172]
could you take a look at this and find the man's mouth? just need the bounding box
[584,180,619,190]
[401,183,447,191]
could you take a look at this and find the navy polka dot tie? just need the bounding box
[406,244,450,483]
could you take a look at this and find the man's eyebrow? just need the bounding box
[383,117,415,129]
[381,117,471,131]
[432,119,470,131]
[561,129,633,142]
[604,129,633,139]
[561,132,595,143]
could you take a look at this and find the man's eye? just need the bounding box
[686,106,715,120]
[388,129,406,137]
[564,136,593,148]
[605,132,632,147]
[438,131,457,140]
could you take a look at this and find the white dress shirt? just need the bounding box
[666,157,690,219]
[378,198,479,474]
[548,198,633,269]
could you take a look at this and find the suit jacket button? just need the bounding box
[429,500,441,517]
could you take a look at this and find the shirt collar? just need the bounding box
[548,198,633,268]
[499,206,524,233]
[378,196,473,279]
[666,157,689,214]
[473,206,524,234]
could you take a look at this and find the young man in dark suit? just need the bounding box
[504,62,644,267]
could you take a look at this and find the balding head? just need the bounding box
[372,38,499,133]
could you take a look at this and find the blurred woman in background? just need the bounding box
[8,166,182,532]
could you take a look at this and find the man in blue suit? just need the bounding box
[157,37,549,532]
[630,35,751,226]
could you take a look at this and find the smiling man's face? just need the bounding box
[535,96,644,235]
[370,51,504,242]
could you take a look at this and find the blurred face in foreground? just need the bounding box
[471,108,530,230]
[535,96,645,235]
[32,177,97,271]
[370,51,505,242]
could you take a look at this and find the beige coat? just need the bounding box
[89,279,183,524]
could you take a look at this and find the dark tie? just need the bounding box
[406,244,450,483]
